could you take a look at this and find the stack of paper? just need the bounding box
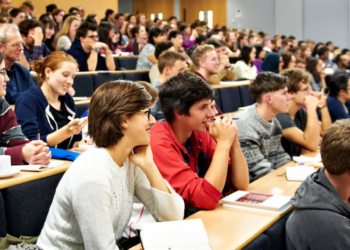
[286,166,316,181]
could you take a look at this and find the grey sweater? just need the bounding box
[235,104,291,182]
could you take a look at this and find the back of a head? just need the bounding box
[159,72,214,123]
[261,52,280,73]
[328,74,349,97]
[158,51,185,73]
[317,46,329,57]
[88,80,151,148]
[105,9,114,18]
[206,38,223,48]
[33,51,78,86]
[280,68,310,93]
[18,19,40,36]
[249,72,287,102]
[9,8,24,18]
[46,4,57,14]
[191,44,215,70]
[168,30,181,40]
[155,40,173,60]
[321,119,350,175]
[195,34,207,45]
[76,22,97,40]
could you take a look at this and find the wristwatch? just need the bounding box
[91,47,99,52]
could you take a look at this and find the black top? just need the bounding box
[276,108,307,157]
[49,102,71,149]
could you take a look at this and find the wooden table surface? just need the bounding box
[0,160,71,189]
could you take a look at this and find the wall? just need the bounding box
[275,0,302,40]
[303,0,349,48]
[119,0,133,15]
[226,0,275,37]
[133,0,174,21]
[12,0,118,21]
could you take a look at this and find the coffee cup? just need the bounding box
[0,155,11,174]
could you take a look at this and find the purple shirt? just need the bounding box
[253,59,263,73]
[182,35,196,49]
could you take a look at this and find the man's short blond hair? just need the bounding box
[191,44,215,70]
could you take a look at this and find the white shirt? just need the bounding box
[233,60,257,80]
[37,147,184,250]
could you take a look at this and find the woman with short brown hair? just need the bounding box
[37,80,184,249]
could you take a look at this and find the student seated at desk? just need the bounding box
[276,68,331,157]
[326,74,350,122]
[0,53,51,165]
[37,80,184,250]
[234,72,291,182]
[286,119,350,250]
[233,45,257,80]
[151,72,249,214]
[15,51,87,149]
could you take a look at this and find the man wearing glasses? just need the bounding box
[0,24,35,104]
[66,22,115,72]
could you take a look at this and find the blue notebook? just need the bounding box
[50,148,81,161]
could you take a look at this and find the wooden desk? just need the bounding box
[74,97,91,106]
[212,80,251,89]
[0,160,71,189]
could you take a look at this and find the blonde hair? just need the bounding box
[191,44,215,70]
[54,15,81,47]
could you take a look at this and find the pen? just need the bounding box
[37,129,40,140]
[214,117,239,120]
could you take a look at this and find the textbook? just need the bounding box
[222,191,291,214]
[140,219,211,250]
[286,166,316,181]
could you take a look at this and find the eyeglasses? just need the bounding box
[140,108,151,120]
[86,35,99,39]
[6,42,23,48]
[0,70,7,77]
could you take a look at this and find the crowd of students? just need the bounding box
[0,1,349,249]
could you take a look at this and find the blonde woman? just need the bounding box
[55,15,81,51]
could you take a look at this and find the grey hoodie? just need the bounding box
[286,168,350,250]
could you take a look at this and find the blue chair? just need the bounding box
[123,71,150,82]
[0,191,7,237]
[117,57,138,70]
[242,233,271,250]
[239,85,255,107]
[214,88,222,111]
[264,210,293,250]
[218,87,242,113]
[73,74,94,97]
[92,73,123,90]
[2,173,64,237]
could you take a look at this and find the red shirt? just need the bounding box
[151,121,231,210]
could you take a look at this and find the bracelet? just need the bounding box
[319,104,327,109]
[105,51,112,56]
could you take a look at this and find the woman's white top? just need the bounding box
[233,60,258,80]
[37,147,184,250]
[56,35,72,51]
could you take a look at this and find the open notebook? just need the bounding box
[140,219,211,250]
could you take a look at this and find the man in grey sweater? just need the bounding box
[235,72,292,181]
[286,119,350,250]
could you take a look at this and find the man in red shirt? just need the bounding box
[150,72,249,215]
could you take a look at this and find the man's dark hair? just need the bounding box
[249,72,287,103]
[10,8,24,18]
[190,22,197,29]
[238,33,247,42]
[241,45,254,65]
[178,23,188,32]
[206,38,223,48]
[325,41,333,46]
[195,34,207,45]
[159,72,214,123]
[105,9,114,18]
[342,48,349,55]
[282,38,292,46]
[288,35,296,40]
[155,41,173,59]
[317,46,329,56]
[258,31,265,39]
[168,30,182,40]
[335,54,342,64]
[168,16,177,22]
[115,13,124,20]
[76,22,97,39]
[46,4,57,14]
[69,7,79,14]
[298,40,306,47]
[328,74,349,97]
[18,19,41,37]
[148,28,165,45]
